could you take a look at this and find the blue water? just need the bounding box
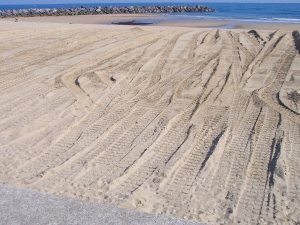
[169,3,300,24]
[1,3,300,24]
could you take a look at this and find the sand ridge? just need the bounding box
[0,21,300,224]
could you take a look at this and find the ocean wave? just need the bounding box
[225,18,300,23]
[168,14,300,23]
[272,18,300,21]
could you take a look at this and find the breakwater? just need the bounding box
[0,5,214,18]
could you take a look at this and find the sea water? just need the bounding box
[1,3,300,25]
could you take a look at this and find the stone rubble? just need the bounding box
[0,5,215,18]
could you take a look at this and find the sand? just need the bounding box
[157,21,300,31]
[0,18,300,224]
[1,14,163,25]
[2,14,300,30]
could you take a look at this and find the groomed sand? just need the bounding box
[0,19,300,224]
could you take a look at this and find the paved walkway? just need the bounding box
[0,184,207,225]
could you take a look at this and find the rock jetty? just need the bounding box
[0,5,214,18]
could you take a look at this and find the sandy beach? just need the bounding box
[2,14,300,30]
[156,20,300,31]
[1,14,163,25]
[0,16,300,224]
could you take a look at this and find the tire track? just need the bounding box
[1,27,300,224]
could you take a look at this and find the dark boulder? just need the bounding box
[1,4,215,18]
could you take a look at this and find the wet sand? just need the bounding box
[2,14,299,30]
[156,20,300,30]
[1,14,162,25]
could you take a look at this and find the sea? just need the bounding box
[1,3,300,26]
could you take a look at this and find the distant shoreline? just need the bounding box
[1,3,300,27]
[1,14,299,31]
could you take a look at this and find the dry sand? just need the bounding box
[0,19,300,224]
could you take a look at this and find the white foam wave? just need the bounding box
[168,14,300,24]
